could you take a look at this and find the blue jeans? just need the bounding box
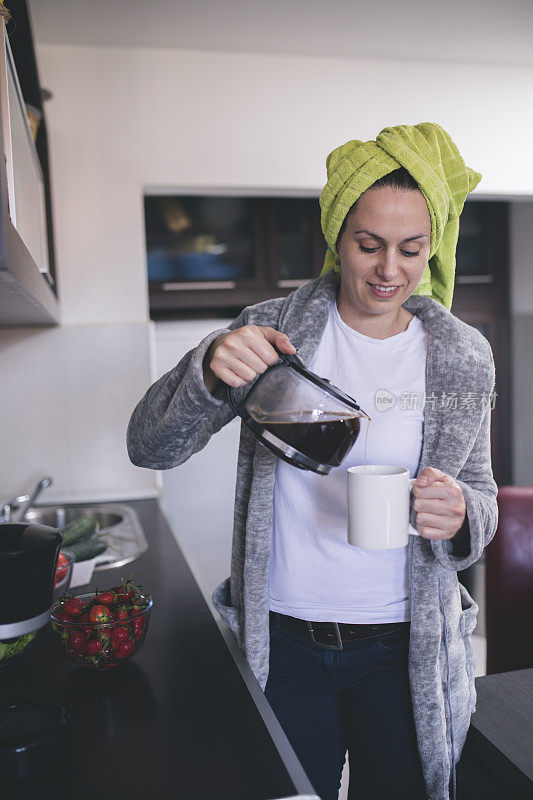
[265,614,427,800]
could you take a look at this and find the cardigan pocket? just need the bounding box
[212,576,243,647]
[459,582,479,713]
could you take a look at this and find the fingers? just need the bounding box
[242,326,291,365]
[413,497,459,515]
[209,325,296,388]
[417,526,454,540]
[416,512,451,529]
[263,328,297,355]
[415,466,447,486]
[214,363,256,389]
[413,477,463,502]
[413,483,460,500]
[223,334,273,375]
[414,468,459,496]
[209,334,263,388]
[414,481,465,523]
[416,510,463,528]
[413,468,466,540]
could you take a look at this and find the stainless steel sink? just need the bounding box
[23,504,148,571]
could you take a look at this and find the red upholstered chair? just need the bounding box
[485,486,533,674]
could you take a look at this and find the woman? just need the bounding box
[127,122,498,800]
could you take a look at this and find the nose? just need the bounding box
[375,247,400,283]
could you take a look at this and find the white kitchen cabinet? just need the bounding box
[0,16,58,326]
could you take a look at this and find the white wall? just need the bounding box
[0,322,155,503]
[2,42,532,504]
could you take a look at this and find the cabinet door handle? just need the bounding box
[455,275,494,284]
[161,281,237,291]
[276,279,311,288]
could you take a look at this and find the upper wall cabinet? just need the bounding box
[145,194,325,319]
[0,9,58,326]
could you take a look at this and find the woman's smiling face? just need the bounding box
[336,186,431,334]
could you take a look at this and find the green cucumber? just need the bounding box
[60,517,98,546]
[67,535,108,562]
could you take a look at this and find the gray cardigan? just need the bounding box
[127,270,498,800]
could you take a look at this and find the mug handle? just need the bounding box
[408,477,422,537]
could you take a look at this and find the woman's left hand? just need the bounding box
[413,466,467,540]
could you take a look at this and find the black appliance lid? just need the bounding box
[0,702,69,749]
[0,523,61,556]
[0,702,70,778]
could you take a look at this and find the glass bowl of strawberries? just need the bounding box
[50,578,152,669]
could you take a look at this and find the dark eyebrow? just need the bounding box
[354,229,429,243]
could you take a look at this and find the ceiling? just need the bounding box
[26,0,533,67]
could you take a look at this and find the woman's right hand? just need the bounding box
[203,326,297,392]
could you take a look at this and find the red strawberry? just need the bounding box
[69,630,85,654]
[85,639,103,657]
[95,591,115,605]
[53,611,73,624]
[89,605,112,624]
[63,598,84,616]
[115,640,135,660]
[115,578,138,602]
[54,553,69,586]
[110,626,130,650]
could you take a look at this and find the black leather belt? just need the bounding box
[269,611,410,651]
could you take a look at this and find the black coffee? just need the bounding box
[261,413,361,467]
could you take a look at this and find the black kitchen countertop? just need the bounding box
[0,499,317,800]
[457,667,533,799]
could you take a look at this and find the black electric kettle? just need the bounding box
[0,522,61,645]
[227,348,370,475]
[0,523,72,780]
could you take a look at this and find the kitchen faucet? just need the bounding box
[0,476,53,523]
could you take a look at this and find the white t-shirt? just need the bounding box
[268,299,428,623]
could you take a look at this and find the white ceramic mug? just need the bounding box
[347,465,421,549]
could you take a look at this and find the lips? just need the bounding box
[368,283,402,299]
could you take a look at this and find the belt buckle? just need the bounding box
[306,621,343,650]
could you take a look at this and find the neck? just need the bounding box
[336,290,413,339]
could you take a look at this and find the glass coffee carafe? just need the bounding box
[227,349,370,475]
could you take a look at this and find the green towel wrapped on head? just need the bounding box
[319,122,481,311]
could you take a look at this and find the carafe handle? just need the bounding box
[226,344,303,413]
[226,384,240,415]
[274,345,306,369]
